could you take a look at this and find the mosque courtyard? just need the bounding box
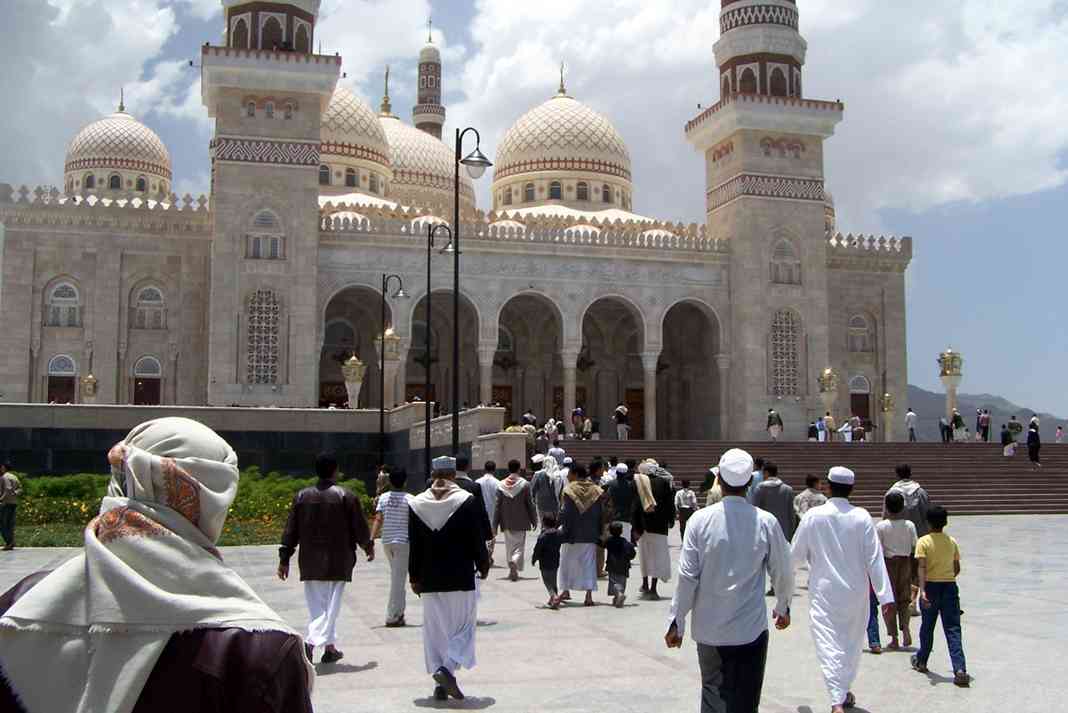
[1,514,1060,713]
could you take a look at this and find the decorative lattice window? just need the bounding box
[48,355,76,376]
[133,286,166,330]
[46,282,81,327]
[246,289,281,384]
[134,356,162,378]
[770,309,801,396]
[770,239,802,285]
[848,315,873,353]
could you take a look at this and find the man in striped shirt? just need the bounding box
[373,468,411,627]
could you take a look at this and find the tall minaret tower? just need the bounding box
[201,0,340,406]
[413,20,445,139]
[685,0,843,439]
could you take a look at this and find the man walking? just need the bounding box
[0,463,22,551]
[606,462,637,541]
[279,453,374,664]
[634,460,676,600]
[453,455,494,545]
[791,467,895,713]
[476,460,501,565]
[905,408,918,442]
[372,467,411,627]
[558,463,609,606]
[409,456,490,701]
[794,474,827,521]
[675,480,699,540]
[767,409,784,441]
[666,448,794,713]
[493,459,538,581]
[614,404,630,440]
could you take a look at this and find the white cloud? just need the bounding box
[178,0,219,21]
[447,0,1068,230]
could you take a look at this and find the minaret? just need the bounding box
[685,0,843,439]
[412,19,445,139]
[201,0,340,406]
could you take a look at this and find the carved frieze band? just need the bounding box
[709,174,824,212]
[721,4,799,33]
[214,137,319,166]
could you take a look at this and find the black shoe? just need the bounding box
[433,667,465,700]
[385,615,406,628]
[320,648,344,664]
[911,654,928,673]
[954,671,971,688]
[433,685,448,701]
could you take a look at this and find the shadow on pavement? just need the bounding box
[316,661,378,676]
[414,696,496,709]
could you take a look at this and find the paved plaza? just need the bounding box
[1,515,1063,712]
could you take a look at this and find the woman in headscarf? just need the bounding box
[0,417,313,713]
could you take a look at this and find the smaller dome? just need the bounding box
[419,43,441,63]
[65,110,171,180]
[321,87,391,169]
[379,114,476,211]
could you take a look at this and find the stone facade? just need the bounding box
[0,0,913,441]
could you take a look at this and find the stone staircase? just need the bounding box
[559,441,1068,516]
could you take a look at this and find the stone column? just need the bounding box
[562,349,579,437]
[395,345,409,407]
[375,330,403,409]
[716,353,731,440]
[642,352,659,440]
[478,344,495,407]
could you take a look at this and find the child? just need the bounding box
[877,491,918,650]
[911,505,969,687]
[532,514,563,609]
[603,521,637,608]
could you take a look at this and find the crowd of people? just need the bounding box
[0,416,973,713]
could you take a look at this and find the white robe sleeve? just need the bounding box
[667,519,703,640]
[863,514,894,606]
[765,518,795,618]
[791,513,811,566]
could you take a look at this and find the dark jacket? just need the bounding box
[1001,428,1013,446]
[0,572,312,713]
[603,535,637,575]
[408,495,490,594]
[1028,426,1041,446]
[632,475,676,536]
[606,476,637,524]
[532,528,563,571]
[493,480,538,532]
[559,482,609,544]
[455,474,495,542]
[279,481,371,581]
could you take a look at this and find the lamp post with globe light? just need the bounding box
[377,273,407,466]
[426,223,454,479]
[450,127,493,456]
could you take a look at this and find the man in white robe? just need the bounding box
[408,456,490,701]
[791,466,895,713]
[475,460,501,565]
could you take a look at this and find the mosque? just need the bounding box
[0,0,912,441]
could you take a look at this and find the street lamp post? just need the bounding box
[451,127,493,456]
[426,223,453,480]
[378,273,407,467]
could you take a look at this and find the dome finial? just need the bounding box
[427,16,433,43]
[380,65,393,116]
[558,61,566,96]
[118,87,125,113]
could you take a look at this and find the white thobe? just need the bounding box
[638,533,672,581]
[422,590,478,674]
[791,498,894,707]
[304,580,346,647]
[558,542,598,592]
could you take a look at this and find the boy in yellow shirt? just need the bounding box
[911,505,969,687]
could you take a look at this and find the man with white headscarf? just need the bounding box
[633,459,676,600]
[791,466,895,713]
[531,450,563,526]
[409,456,490,701]
[0,417,314,713]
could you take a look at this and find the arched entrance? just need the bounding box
[320,286,390,408]
[133,356,163,405]
[47,355,77,404]
[407,290,479,414]
[496,293,564,423]
[849,375,872,429]
[580,297,644,439]
[658,301,721,439]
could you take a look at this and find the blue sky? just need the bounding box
[4,0,1067,415]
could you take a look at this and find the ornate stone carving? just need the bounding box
[709,174,824,212]
[760,137,806,158]
[214,137,319,166]
[721,4,799,33]
[246,289,280,384]
[938,348,963,377]
[341,354,366,408]
[770,310,801,397]
[80,373,98,402]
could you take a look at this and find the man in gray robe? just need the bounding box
[750,461,796,597]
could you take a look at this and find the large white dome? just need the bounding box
[379,114,475,211]
[321,87,391,170]
[65,110,171,181]
[495,93,631,182]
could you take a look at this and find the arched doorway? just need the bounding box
[133,356,163,405]
[580,297,644,439]
[659,301,721,439]
[496,293,564,423]
[407,290,479,415]
[320,286,390,408]
[47,355,77,404]
[849,375,872,429]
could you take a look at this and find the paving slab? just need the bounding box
[0,515,1062,712]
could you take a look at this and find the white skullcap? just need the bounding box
[531,453,545,464]
[432,455,456,472]
[827,466,855,485]
[717,449,754,488]
[562,456,573,465]
[615,463,629,474]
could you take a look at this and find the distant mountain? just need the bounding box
[905,385,1064,441]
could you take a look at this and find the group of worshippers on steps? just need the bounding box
[0,417,970,713]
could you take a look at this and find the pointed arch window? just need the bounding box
[246,101,256,118]
[318,165,330,186]
[770,239,802,285]
[294,23,310,53]
[770,309,801,397]
[549,181,562,200]
[132,286,166,330]
[261,16,283,50]
[345,168,357,187]
[135,176,147,192]
[576,182,589,201]
[84,174,95,189]
[503,187,513,206]
[247,209,285,260]
[848,314,874,353]
[246,289,281,384]
[369,173,380,194]
[739,67,758,94]
[108,174,122,190]
[769,68,788,97]
[265,101,275,118]
[284,102,294,119]
[45,282,81,327]
[232,18,249,49]
[523,183,535,202]
[602,184,612,204]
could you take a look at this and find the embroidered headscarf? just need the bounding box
[0,417,309,713]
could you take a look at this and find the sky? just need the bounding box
[3,0,1068,415]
